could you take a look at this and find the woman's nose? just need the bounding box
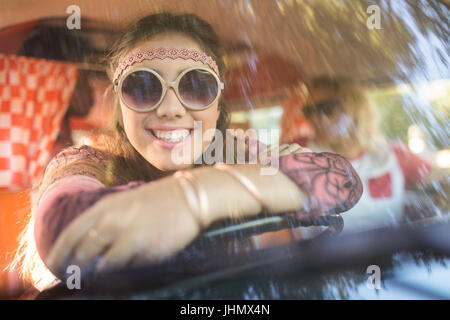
[155,87,186,119]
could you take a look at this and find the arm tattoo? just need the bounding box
[280,152,363,216]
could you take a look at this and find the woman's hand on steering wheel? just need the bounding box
[45,177,202,277]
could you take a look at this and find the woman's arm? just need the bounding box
[45,151,362,276]
[34,176,146,263]
[43,162,305,275]
[194,163,306,224]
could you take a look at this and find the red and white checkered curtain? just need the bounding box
[0,54,78,189]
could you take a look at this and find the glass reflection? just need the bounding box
[0,0,448,299]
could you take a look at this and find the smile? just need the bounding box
[146,128,193,149]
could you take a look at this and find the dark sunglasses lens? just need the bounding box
[121,71,162,109]
[304,100,341,117]
[303,104,315,117]
[178,69,219,108]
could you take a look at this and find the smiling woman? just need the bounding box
[9,12,362,293]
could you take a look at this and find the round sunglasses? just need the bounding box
[114,66,225,112]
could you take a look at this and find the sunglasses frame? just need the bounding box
[114,66,225,112]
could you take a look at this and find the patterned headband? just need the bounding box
[113,47,220,84]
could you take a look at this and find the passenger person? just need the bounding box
[300,77,432,233]
[10,14,362,292]
[19,26,95,156]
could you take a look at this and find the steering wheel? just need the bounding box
[35,209,344,300]
[192,210,345,254]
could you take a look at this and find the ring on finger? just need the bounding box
[88,228,109,247]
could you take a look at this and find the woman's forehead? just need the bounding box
[129,33,202,55]
[127,59,205,79]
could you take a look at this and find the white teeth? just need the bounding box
[152,129,190,142]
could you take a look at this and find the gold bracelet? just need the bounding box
[214,163,270,214]
[174,170,209,229]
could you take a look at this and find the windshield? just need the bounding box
[0,0,448,301]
